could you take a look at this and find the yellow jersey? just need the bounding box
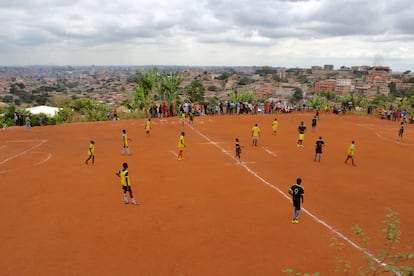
[88,143,95,155]
[119,168,130,186]
[122,133,129,147]
[347,144,355,156]
[178,135,185,149]
[145,121,151,130]
[272,120,278,130]
[252,126,260,137]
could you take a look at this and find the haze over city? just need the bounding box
[1,0,413,71]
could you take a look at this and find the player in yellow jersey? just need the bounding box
[272,118,278,135]
[115,162,138,205]
[121,129,131,155]
[344,140,356,166]
[85,140,95,165]
[177,131,185,160]
[251,123,261,146]
[145,118,151,136]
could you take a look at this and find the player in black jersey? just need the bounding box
[235,138,242,163]
[314,136,325,162]
[289,178,304,224]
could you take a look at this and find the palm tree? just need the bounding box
[134,68,160,117]
[160,71,183,105]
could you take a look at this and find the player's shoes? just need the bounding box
[178,157,183,161]
[123,196,129,204]
[292,219,299,224]
[295,219,299,224]
[131,199,139,205]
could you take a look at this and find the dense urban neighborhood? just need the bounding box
[1,65,414,125]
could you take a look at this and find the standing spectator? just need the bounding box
[398,122,404,141]
[177,131,185,160]
[313,136,325,162]
[344,140,356,166]
[288,178,304,224]
[24,116,31,131]
[272,118,279,135]
[115,162,138,205]
[235,138,242,163]
[85,140,95,165]
[297,121,306,147]
[121,129,131,155]
[251,123,261,147]
[145,119,151,137]
[189,112,194,125]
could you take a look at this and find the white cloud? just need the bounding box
[0,0,413,71]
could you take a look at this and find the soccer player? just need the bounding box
[251,123,261,146]
[235,138,242,163]
[85,140,95,165]
[115,162,138,205]
[177,131,185,160]
[121,129,131,155]
[145,119,151,136]
[297,121,306,147]
[311,116,317,132]
[313,136,325,162]
[272,118,278,135]
[344,140,356,166]
[288,178,304,224]
[398,122,404,140]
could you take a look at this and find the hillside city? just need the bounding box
[0,65,413,113]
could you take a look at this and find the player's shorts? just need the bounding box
[122,185,132,192]
[298,134,305,140]
[315,149,322,154]
[293,198,302,210]
[253,136,259,141]
[236,148,241,155]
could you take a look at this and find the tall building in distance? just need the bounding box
[324,64,334,70]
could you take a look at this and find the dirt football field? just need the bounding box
[1,112,413,275]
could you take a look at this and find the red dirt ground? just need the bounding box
[1,112,413,275]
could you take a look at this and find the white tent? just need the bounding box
[26,105,60,117]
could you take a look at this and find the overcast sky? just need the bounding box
[0,0,413,71]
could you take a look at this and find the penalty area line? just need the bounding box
[187,124,393,274]
[0,140,48,165]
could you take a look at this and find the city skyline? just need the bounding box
[1,0,413,72]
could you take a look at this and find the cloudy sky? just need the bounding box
[0,0,413,71]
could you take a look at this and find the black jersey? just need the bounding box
[235,142,241,154]
[315,139,325,153]
[312,118,317,126]
[298,124,306,134]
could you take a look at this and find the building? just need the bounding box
[314,80,336,92]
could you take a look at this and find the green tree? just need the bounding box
[291,88,303,103]
[184,80,205,103]
[308,94,326,109]
[160,71,183,104]
[134,68,160,116]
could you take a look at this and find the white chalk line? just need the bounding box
[375,132,414,147]
[0,139,48,165]
[262,147,278,157]
[187,124,392,273]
